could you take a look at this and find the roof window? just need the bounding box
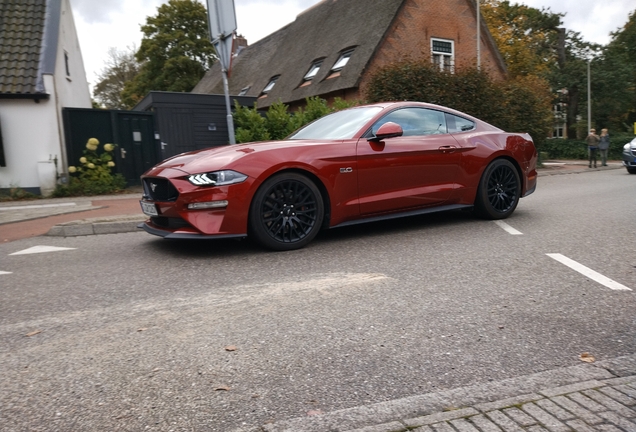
[331,49,354,72]
[262,76,279,94]
[303,59,324,81]
[238,86,250,96]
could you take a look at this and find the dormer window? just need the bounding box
[303,59,324,81]
[262,76,279,94]
[331,49,354,72]
[238,86,250,96]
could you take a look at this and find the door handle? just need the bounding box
[121,148,127,159]
[439,145,457,153]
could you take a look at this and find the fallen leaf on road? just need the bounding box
[214,386,231,391]
[225,345,237,351]
[25,330,41,337]
[579,352,595,363]
[137,328,148,332]
[307,410,323,416]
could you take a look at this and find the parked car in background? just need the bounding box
[622,137,636,174]
[139,101,538,251]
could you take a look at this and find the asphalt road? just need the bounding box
[1,169,635,431]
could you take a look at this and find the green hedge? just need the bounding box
[539,133,634,160]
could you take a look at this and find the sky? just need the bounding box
[69,0,635,92]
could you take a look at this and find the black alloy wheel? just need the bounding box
[249,173,324,251]
[474,159,521,219]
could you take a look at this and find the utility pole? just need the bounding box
[476,0,481,70]
[587,59,591,132]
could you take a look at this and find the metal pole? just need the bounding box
[222,69,236,145]
[476,0,481,70]
[587,59,591,132]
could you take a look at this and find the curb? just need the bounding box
[262,354,636,432]
[46,215,147,237]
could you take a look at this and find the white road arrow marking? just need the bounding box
[547,253,632,291]
[9,246,77,256]
[494,220,523,235]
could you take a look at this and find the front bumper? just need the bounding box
[138,221,246,240]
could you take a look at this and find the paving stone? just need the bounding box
[451,418,481,432]
[469,414,504,432]
[413,427,435,432]
[432,422,457,432]
[535,399,577,421]
[347,422,408,432]
[599,387,636,406]
[595,425,623,432]
[567,393,607,413]
[485,411,525,432]
[566,419,597,432]
[551,395,603,425]
[582,390,636,417]
[504,407,538,426]
[521,403,571,432]
[404,409,480,429]
[601,377,636,387]
[598,411,636,432]
[541,382,606,398]
[527,426,551,432]
[614,385,636,400]
[475,394,543,413]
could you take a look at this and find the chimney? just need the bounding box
[234,34,248,56]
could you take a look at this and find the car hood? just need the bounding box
[151,139,335,175]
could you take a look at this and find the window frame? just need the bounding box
[261,76,280,94]
[331,49,355,73]
[303,59,324,81]
[430,38,455,73]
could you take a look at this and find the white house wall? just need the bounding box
[0,0,91,194]
[0,77,62,191]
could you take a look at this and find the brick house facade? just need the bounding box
[193,0,506,110]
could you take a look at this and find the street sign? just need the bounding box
[206,0,238,145]
[206,0,237,42]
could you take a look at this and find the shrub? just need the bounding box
[53,138,126,196]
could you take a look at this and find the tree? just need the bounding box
[480,0,562,78]
[593,10,636,132]
[92,46,140,109]
[121,0,216,108]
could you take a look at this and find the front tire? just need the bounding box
[474,159,521,219]
[627,167,636,174]
[249,173,324,251]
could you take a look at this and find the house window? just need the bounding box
[431,38,454,73]
[331,49,354,72]
[64,51,71,77]
[262,76,279,94]
[303,59,324,81]
[238,86,250,96]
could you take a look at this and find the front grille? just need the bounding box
[143,178,179,202]
[631,149,636,157]
[150,216,191,229]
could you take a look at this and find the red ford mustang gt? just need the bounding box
[139,101,537,250]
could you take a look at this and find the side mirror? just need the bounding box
[369,122,403,142]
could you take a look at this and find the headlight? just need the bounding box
[624,144,631,152]
[187,170,248,186]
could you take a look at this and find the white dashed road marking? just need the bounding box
[546,253,632,291]
[0,271,12,275]
[494,220,523,235]
[9,246,77,256]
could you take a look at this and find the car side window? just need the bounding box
[370,108,448,137]
[445,113,475,133]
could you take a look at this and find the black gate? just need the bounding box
[62,108,158,186]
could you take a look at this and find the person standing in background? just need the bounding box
[586,129,600,168]
[599,128,610,166]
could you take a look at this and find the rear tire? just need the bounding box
[249,173,324,251]
[474,159,521,219]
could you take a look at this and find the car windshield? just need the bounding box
[288,106,383,140]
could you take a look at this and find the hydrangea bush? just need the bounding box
[54,138,126,196]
